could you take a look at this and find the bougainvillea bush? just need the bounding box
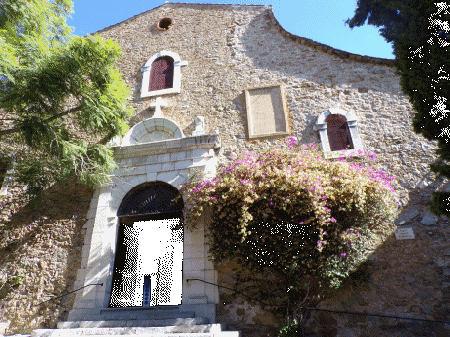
[181,138,399,298]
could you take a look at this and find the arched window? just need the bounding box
[149,56,174,92]
[325,114,353,151]
[141,50,188,98]
[314,108,363,158]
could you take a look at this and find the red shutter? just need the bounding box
[326,114,354,151]
[149,56,174,91]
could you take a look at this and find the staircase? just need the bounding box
[30,306,240,337]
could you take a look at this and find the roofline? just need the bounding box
[90,2,267,36]
[89,2,395,66]
[267,6,395,66]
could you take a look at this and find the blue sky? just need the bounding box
[67,0,395,59]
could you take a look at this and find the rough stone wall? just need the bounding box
[0,2,449,336]
[0,182,92,334]
[93,3,449,336]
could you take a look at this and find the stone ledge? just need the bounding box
[57,318,213,329]
[113,134,220,160]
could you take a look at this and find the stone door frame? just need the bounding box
[68,132,220,323]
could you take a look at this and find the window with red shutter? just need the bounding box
[149,56,174,92]
[326,114,354,151]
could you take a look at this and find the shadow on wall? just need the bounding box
[0,182,93,334]
[302,185,450,335]
[215,184,450,337]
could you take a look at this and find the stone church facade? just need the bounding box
[1,2,450,336]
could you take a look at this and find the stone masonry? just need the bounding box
[0,3,449,336]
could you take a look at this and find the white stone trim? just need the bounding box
[114,134,220,160]
[140,50,188,98]
[69,132,221,322]
[121,117,185,146]
[314,108,364,158]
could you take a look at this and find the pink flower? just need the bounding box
[317,242,323,247]
[357,232,361,237]
[323,231,327,234]
[270,202,273,205]
[340,253,346,257]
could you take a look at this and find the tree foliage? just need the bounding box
[181,139,399,314]
[347,0,450,215]
[0,0,132,196]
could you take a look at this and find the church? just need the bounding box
[1,2,449,336]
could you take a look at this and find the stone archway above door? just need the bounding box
[121,117,185,146]
[118,181,184,218]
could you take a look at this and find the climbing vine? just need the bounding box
[181,138,399,294]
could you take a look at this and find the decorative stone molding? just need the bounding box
[140,50,188,98]
[121,117,184,146]
[115,134,220,160]
[314,108,364,159]
[149,96,168,118]
[192,116,205,136]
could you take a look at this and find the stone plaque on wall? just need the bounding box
[244,84,289,138]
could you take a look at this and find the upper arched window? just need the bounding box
[141,51,188,98]
[314,108,363,158]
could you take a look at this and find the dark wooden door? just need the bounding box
[109,224,143,307]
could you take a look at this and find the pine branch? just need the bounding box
[0,106,82,136]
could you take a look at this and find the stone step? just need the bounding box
[57,318,211,329]
[96,308,195,321]
[31,328,240,337]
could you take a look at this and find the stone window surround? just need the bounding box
[68,130,221,324]
[140,50,188,98]
[314,108,364,159]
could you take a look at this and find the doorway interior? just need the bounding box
[109,215,183,307]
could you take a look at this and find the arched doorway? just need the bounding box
[109,181,184,307]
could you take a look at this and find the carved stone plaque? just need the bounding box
[394,227,415,240]
[244,84,289,138]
